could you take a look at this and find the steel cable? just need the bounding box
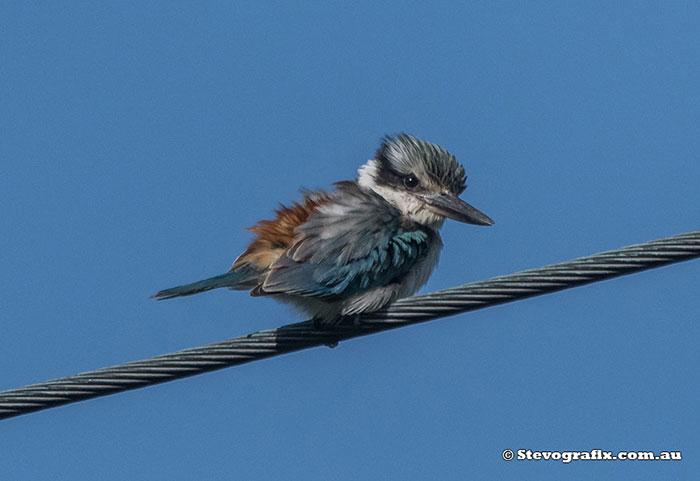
[1,230,698,420]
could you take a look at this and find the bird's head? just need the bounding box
[358,133,494,229]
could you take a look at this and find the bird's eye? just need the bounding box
[403,175,420,189]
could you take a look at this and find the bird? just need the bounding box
[152,133,494,324]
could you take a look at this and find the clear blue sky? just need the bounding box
[1,2,698,480]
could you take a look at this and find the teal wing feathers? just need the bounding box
[259,182,434,299]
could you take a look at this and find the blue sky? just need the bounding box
[1,2,698,480]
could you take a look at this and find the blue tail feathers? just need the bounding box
[151,266,259,300]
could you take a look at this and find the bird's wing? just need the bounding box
[259,181,434,299]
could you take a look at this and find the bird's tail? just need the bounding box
[151,267,258,300]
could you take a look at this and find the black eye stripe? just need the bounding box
[375,158,405,185]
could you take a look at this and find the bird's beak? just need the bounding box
[422,192,494,226]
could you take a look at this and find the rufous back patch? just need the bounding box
[232,191,331,270]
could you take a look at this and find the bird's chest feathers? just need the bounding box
[396,231,443,298]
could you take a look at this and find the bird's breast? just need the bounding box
[395,232,443,298]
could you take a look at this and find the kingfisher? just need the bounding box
[152,134,494,324]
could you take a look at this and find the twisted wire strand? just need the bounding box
[1,230,698,421]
